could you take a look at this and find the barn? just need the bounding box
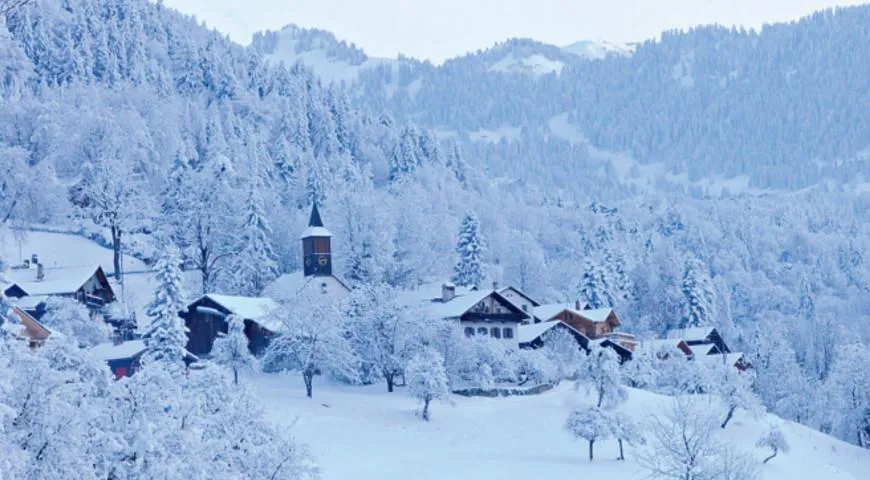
[180,294,281,357]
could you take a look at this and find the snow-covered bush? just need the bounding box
[515,348,558,385]
[756,426,789,464]
[212,314,258,385]
[540,326,585,380]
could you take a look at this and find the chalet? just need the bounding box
[400,282,531,345]
[90,340,148,379]
[180,294,281,357]
[2,265,116,316]
[499,286,540,318]
[534,300,636,351]
[666,327,731,354]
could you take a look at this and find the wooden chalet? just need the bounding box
[3,265,116,316]
[180,294,281,357]
[666,327,731,354]
[518,320,590,350]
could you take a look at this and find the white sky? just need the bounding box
[162,0,868,63]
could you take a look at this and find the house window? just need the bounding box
[522,305,528,312]
[490,327,501,338]
[464,327,475,337]
[477,327,488,336]
[503,328,514,339]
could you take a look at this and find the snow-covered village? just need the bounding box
[1,0,869,479]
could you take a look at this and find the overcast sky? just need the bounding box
[162,0,867,63]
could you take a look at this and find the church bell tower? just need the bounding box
[301,202,332,277]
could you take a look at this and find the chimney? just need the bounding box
[36,263,45,281]
[492,281,499,291]
[441,282,456,302]
[575,299,581,311]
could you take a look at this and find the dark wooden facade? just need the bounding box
[180,296,275,357]
[551,309,621,339]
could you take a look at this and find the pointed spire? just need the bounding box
[308,201,324,227]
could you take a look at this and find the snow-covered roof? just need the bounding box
[12,295,50,310]
[5,265,104,296]
[205,294,279,321]
[637,339,691,354]
[299,226,333,239]
[90,340,148,361]
[534,303,613,323]
[666,327,715,342]
[263,271,350,301]
[428,289,496,319]
[398,282,528,322]
[498,286,541,307]
[517,321,561,344]
[695,352,744,366]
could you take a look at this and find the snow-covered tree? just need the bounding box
[680,257,716,328]
[639,398,757,480]
[610,413,644,461]
[230,179,279,296]
[212,314,258,385]
[142,241,188,367]
[580,259,615,309]
[451,210,485,288]
[827,343,870,447]
[701,360,762,429]
[564,406,612,461]
[40,297,110,347]
[756,426,789,464]
[263,289,359,398]
[578,345,627,408]
[541,326,584,380]
[347,284,421,392]
[515,348,558,385]
[405,346,449,421]
[622,348,659,389]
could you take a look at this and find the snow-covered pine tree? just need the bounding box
[444,139,467,183]
[406,346,449,421]
[680,256,716,328]
[451,210,485,288]
[230,177,279,296]
[143,240,189,367]
[212,314,258,385]
[580,259,615,309]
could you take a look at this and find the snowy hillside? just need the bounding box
[561,39,634,59]
[254,376,870,480]
[251,24,396,84]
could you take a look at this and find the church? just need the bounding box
[181,203,350,357]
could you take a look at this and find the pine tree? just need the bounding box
[230,179,278,296]
[444,139,467,183]
[452,211,485,288]
[580,259,615,309]
[143,241,189,367]
[681,256,716,328]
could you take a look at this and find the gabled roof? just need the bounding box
[666,327,716,343]
[90,340,148,361]
[3,307,55,343]
[517,320,589,345]
[203,294,279,321]
[638,338,693,354]
[262,271,350,300]
[498,286,541,307]
[400,284,530,322]
[5,265,108,297]
[534,303,615,323]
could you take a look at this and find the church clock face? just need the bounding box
[317,255,329,266]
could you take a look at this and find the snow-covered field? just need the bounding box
[253,374,870,480]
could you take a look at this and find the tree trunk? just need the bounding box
[303,372,313,398]
[721,405,736,428]
[233,367,239,386]
[588,439,594,461]
[422,397,430,421]
[617,438,625,461]
[386,373,394,393]
[762,449,778,464]
[112,226,122,281]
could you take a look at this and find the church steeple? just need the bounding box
[300,202,332,277]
